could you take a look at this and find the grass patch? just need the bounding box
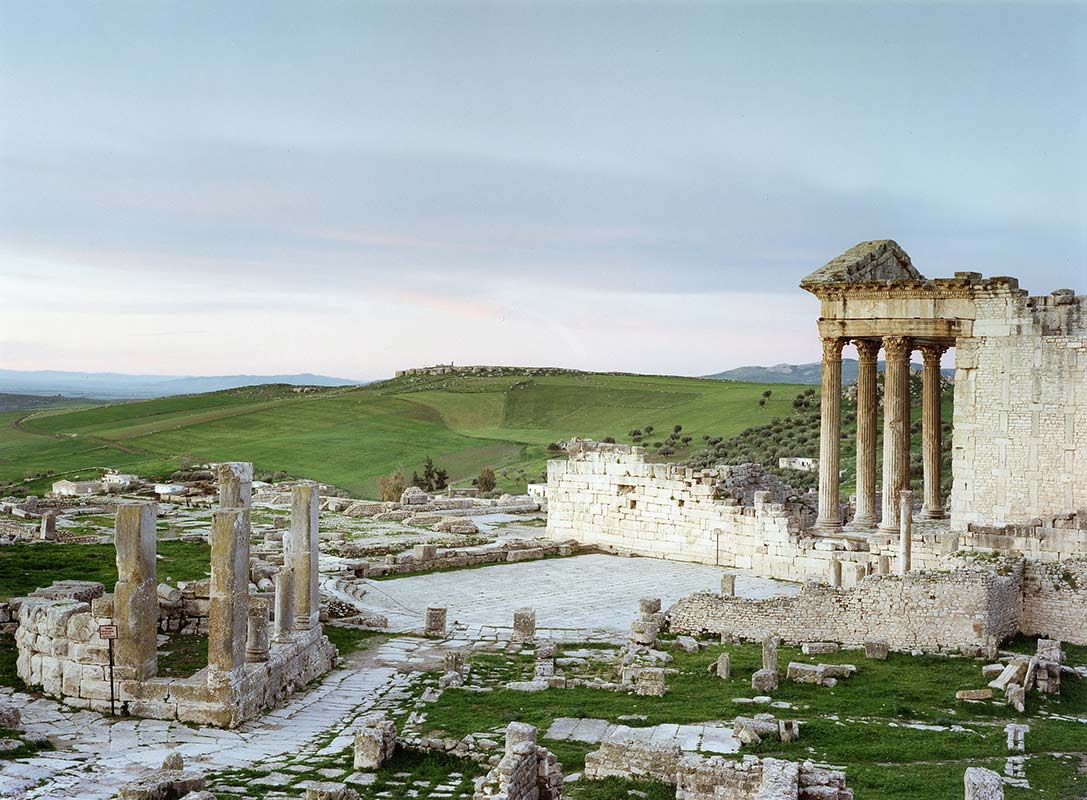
[323,625,387,657]
[0,540,211,600]
[157,633,208,678]
[0,634,26,690]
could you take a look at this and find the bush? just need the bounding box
[602,436,616,444]
[378,470,407,502]
[547,442,563,453]
[476,466,496,494]
[659,446,675,456]
[673,424,682,434]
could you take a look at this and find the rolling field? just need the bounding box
[0,372,812,498]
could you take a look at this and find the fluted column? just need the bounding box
[816,337,845,531]
[879,336,913,534]
[918,343,948,519]
[853,339,881,527]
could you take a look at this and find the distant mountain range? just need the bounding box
[0,370,362,399]
[706,359,955,384]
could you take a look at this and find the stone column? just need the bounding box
[246,605,270,663]
[815,337,845,531]
[217,462,252,537]
[208,508,249,685]
[879,336,912,534]
[114,502,159,680]
[898,489,913,575]
[273,567,295,642]
[853,339,881,527]
[919,343,948,519]
[290,481,320,630]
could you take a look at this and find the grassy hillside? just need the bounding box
[0,373,812,499]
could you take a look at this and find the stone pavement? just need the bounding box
[360,553,799,633]
[544,716,740,754]
[0,644,415,799]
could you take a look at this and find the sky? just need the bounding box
[1,1,1084,381]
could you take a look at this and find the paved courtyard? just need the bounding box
[360,553,799,633]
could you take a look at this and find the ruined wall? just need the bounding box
[951,290,1087,529]
[668,567,1023,653]
[1020,559,1087,645]
[546,444,867,585]
[15,593,334,726]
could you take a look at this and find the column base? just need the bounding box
[877,523,900,535]
[814,519,844,533]
[918,509,947,520]
[851,514,879,529]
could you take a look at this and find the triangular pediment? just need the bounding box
[801,240,925,290]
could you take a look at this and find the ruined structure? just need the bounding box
[546,241,1087,647]
[14,463,335,726]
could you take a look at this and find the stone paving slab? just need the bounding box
[361,553,798,633]
[544,716,740,754]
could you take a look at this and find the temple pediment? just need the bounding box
[800,240,924,289]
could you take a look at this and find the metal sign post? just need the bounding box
[98,624,118,716]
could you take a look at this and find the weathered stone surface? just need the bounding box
[964,767,1004,800]
[425,607,447,636]
[353,713,396,770]
[512,608,536,642]
[291,482,320,629]
[956,689,994,701]
[864,639,889,660]
[208,508,247,684]
[114,502,159,680]
[751,668,778,692]
[118,769,206,800]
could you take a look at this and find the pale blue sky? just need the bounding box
[1,1,1084,379]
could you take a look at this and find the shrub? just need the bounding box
[476,466,496,494]
[378,470,407,502]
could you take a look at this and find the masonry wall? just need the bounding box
[951,291,1087,529]
[15,593,334,726]
[548,444,905,586]
[1020,559,1087,644]
[668,567,1023,653]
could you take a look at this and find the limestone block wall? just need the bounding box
[951,291,1087,529]
[1019,560,1087,644]
[547,444,873,586]
[668,567,1022,653]
[15,594,334,726]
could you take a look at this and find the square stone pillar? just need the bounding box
[853,339,881,527]
[114,502,159,680]
[879,336,913,534]
[218,462,252,536]
[290,481,320,630]
[815,337,845,531]
[208,508,249,686]
[273,567,295,642]
[919,343,948,518]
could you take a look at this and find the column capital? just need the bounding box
[821,337,845,360]
[854,339,881,364]
[882,335,913,361]
[918,343,948,366]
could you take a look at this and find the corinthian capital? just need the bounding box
[918,343,948,367]
[882,335,913,361]
[854,339,881,364]
[821,337,845,361]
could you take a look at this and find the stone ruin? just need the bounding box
[13,463,335,726]
[583,736,852,799]
[472,722,564,800]
[353,712,398,770]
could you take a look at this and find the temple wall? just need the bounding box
[951,291,1087,529]
[1019,559,1087,645]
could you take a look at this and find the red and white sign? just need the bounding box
[98,624,118,640]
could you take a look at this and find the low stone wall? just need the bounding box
[582,738,851,800]
[959,516,1087,562]
[362,540,581,578]
[1020,559,1087,644]
[669,567,1022,653]
[15,593,334,726]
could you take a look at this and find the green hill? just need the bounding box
[0,372,814,498]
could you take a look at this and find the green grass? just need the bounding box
[419,640,1087,799]
[0,540,211,600]
[0,373,811,498]
[323,625,388,656]
[157,633,208,678]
